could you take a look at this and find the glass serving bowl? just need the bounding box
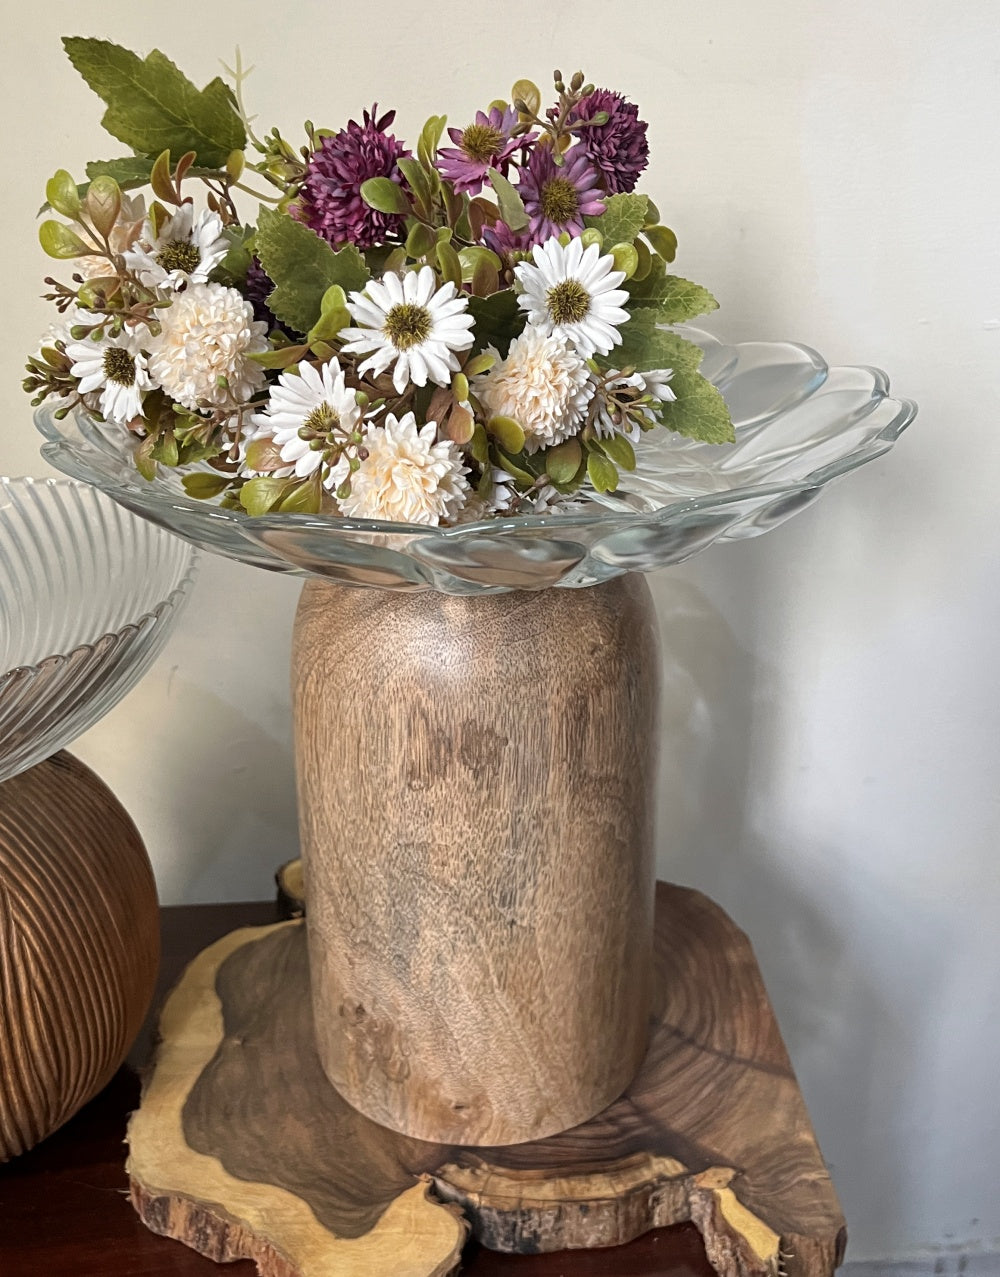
[35,328,916,595]
[0,476,197,781]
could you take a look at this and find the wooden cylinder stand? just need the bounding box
[292,576,661,1145]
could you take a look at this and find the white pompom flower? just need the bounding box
[474,326,593,453]
[125,204,230,291]
[339,266,475,395]
[147,282,268,412]
[65,325,152,425]
[514,235,629,358]
[243,358,365,494]
[339,411,469,525]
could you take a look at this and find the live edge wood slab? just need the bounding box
[127,882,845,1277]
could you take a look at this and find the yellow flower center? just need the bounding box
[300,401,341,445]
[546,280,591,324]
[157,241,202,275]
[103,346,136,386]
[539,177,580,226]
[461,122,505,163]
[383,303,432,350]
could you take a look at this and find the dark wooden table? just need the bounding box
[0,902,714,1277]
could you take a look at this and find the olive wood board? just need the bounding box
[126,882,846,1277]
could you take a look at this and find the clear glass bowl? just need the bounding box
[0,476,197,781]
[35,328,915,595]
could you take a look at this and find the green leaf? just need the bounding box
[277,474,323,514]
[595,432,636,470]
[254,206,369,334]
[545,438,582,485]
[46,170,80,218]
[644,225,677,263]
[360,176,410,215]
[86,156,156,189]
[468,289,525,355]
[470,423,490,466]
[85,175,122,239]
[182,472,231,499]
[615,314,707,376]
[655,369,735,444]
[487,167,528,232]
[38,220,91,259]
[418,114,447,170]
[584,193,649,247]
[239,475,294,516]
[626,258,719,324]
[586,450,619,493]
[608,242,639,279]
[435,239,462,288]
[63,38,245,168]
[486,415,526,453]
[308,285,351,343]
[135,435,157,480]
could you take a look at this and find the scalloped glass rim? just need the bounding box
[0,476,198,780]
[34,327,917,594]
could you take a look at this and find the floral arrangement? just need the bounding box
[26,40,734,526]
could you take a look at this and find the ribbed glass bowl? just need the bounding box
[0,476,197,781]
[35,328,916,595]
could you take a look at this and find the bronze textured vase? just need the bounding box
[0,752,159,1160]
[293,574,660,1145]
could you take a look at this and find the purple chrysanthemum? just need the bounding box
[244,256,280,328]
[297,106,411,249]
[438,106,526,196]
[567,89,649,194]
[517,144,605,246]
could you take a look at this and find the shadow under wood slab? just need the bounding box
[126,883,846,1277]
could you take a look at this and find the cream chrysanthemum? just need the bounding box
[148,283,268,411]
[244,358,364,493]
[474,326,593,453]
[339,411,469,525]
[66,325,152,424]
[77,194,147,280]
[514,236,629,358]
[125,204,229,291]
[339,266,475,394]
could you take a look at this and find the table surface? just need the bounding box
[0,900,715,1277]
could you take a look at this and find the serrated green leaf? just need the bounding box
[586,450,619,493]
[583,193,649,247]
[254,206,369,334]
[468,288,525,355]
[360,176,410,215]
[63,38,245,168]
[625,258,719,323]
[615,315,707,376]
[655,369,735,444]
[182,472,231,499]
[487,167,528,232]
[545,438,582,484]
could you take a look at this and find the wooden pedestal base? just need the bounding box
[127,883,846,1277]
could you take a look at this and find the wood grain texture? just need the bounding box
[292,576,661,1145]
[126,884,845,1277]
[0,751,159,1161]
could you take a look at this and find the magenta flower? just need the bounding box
[438,106,526,196]
[568,89,649,194]
[297,106,411,249]
[517,144,605,246]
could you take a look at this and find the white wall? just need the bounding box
[2,0,998,1262]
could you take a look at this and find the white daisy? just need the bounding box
[125,204,229,291]
[454,467,517,522]
[148,282,268,412]
[339,266,475,395]
[592,367,677,442]
[474,326,593,453]
[339,412,469,525]
[514,236,630,358]
[66,325,152,425]
[243,359,364,493]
